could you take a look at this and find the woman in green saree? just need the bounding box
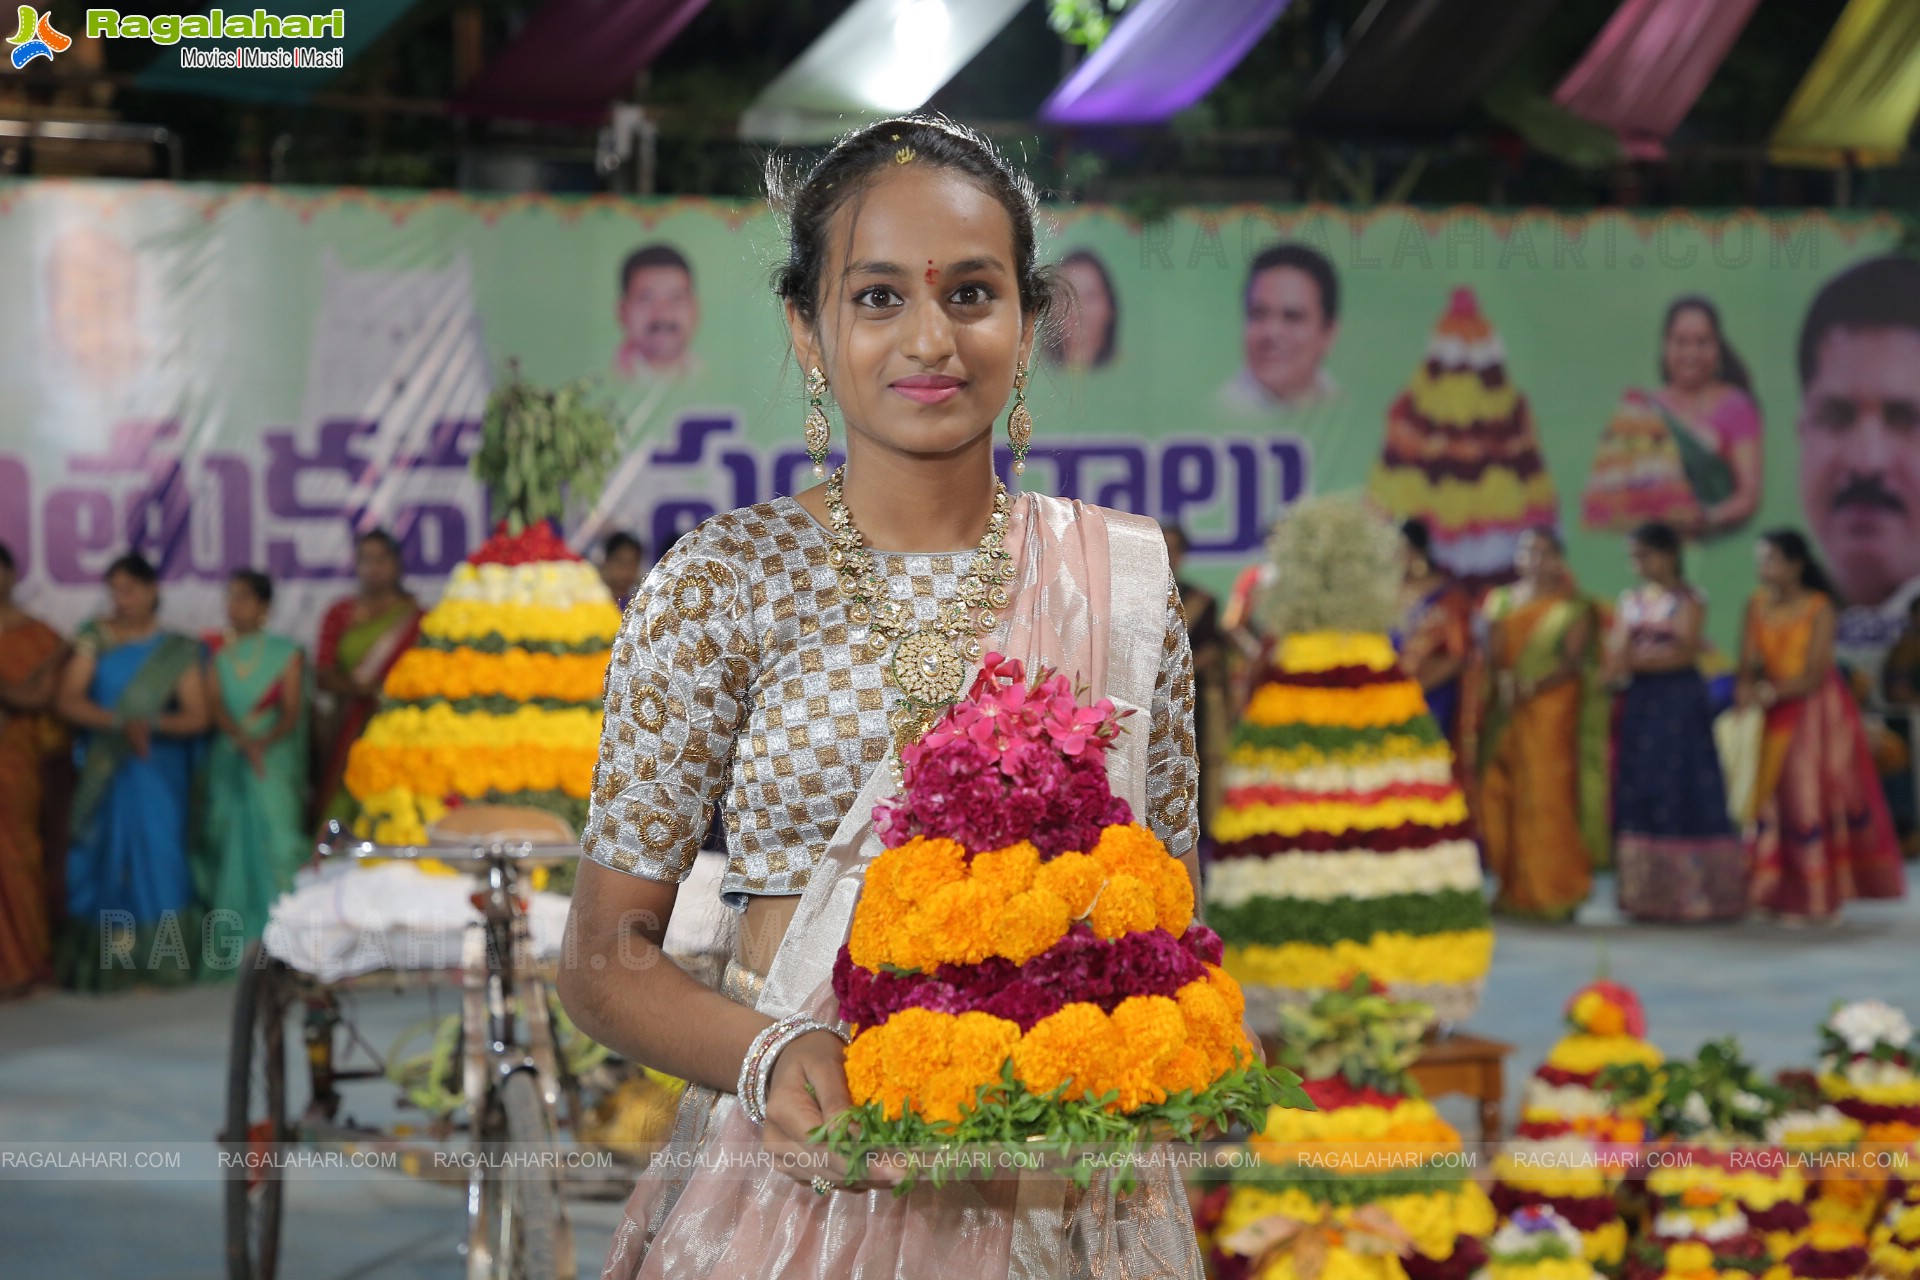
[198,570,308,969]
[312,530,420,826]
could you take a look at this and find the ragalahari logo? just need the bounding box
[9,6,71,67]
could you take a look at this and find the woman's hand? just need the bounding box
[241,736,268,778]
[760,1030,895,1192]
[124,718,152,758]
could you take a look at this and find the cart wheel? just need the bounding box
[224,941,291,1280]
[474,1070,567,1280]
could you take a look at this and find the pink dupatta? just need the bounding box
[601,493,1200,1280]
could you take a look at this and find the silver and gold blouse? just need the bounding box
[584,498,1197,908]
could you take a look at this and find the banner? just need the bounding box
[0,183,1905,680]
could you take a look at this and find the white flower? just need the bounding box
[1731,1090,1768,1116]
[1844,1057,1915,1088]
[1680,1092,1712,1128]
[1827,1000,1913,1055]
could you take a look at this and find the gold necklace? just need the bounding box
[225,631,266,681]
[823,466,1016,762]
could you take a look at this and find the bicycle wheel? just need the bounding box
[224,941,291,1280]
[476,1070,566,1280]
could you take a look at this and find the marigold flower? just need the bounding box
[969,841,1039,899]
[892,838,969,903]
[913,879,1000,966]
[1089,873,1157,940]
[1090,823,1169,879]
[1153,859,1195,935]
[1012,1003,1117,1102]
[993,888,1072,965]
[1034,851,1104,917]
[1110,996,1184,1075]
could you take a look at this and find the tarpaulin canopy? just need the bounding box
[1771,0,1920,167]
[1039,0,1292,126]
[739,0,1028,144]
[136,0,422,102]
[1299,0,1566,135]
[453,0,710,122]
[1553,0,1763,158]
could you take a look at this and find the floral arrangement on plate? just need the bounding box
[1493,982,1663,1270]
[1211,496,1492,1031]
[1817,1000,1920,1135]
[1205,976,1496,1280]
[343,370,620,853]
[1475,1207,1601,1280]
[817,655,1308,1185]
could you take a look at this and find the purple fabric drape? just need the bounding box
[1554,0,1763,158]
[1040,0,1292,126]
[453,0,710,122]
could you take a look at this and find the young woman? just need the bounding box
[197,570,308,960]
[54,553,208,990]
[0,542,66,994]
[1476,528,1610,920]
[312,529,420,826]
[560,117,1203,1278]
[1605,523,1744,922]
[1739,530,1905,922]
[1652,297,1762,536]
[1396,518,1472,754]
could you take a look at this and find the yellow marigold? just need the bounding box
[970,841,1039,899]
[891,838,970,903]
[1013,1003,1118,1103]
[845,1028,885,1106]
[848,905,896,972]
[1034,852,1105,918]
[1090,823,1170,879]
[1111,996,1185,1076]
[1544,1033,1664,1076]
[1089,873,1158,940]
[1665,1242,1715,1275]
[1204,963,1248,1025]
[1153,858,1195,935]
[993,888,1071,965]
[1159,1045,1216,1097]
[871,1007,954,1112]
[912,879,1000,966]
[1177,975,1242,1073]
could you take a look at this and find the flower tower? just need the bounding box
[1491,982,1663,1270]
[1579,390,1702,534]
[1482,1207,1605,1280]
[1206,977,1496,1280]
[1367,287,1559,592]
[1209,495,1491,1031]
[342,369,621,846]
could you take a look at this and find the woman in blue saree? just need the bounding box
[54,553,209,991]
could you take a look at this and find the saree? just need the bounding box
[55,625,203,991]
[1652,386,1757,514]
[1398,582,1473,748]
[313,596,420,824]
[1612,586,1746,922]
[195,633,309,968]
[1477,588,1611,919]
[600,495,1201,1280]
[0,617,64,989]
[1745,592,1905,919]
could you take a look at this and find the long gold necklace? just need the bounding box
[225,630,266,681]
[823,466,1016,763]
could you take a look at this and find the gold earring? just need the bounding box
[804,366,830,478]
[1007,366,1033,477]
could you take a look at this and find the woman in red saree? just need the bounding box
[312,530,420,826]
[0,542,67,994]
[1738,530,1904,922]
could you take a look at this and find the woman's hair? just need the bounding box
[1041,249,1119,367]
[1661,295,1752,393]
[0,541,13,573]
[1400,518,1433,557]
[1522,525,1565,555]
[356,529,402,560]
[769,115,1053,329]
[1760,528,1837,597]
[230,568,274,606]
[1630,520,1685,574]
[105,552,158,585]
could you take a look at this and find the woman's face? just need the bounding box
[227,580,268,633]
[355,539,401,595]
[787,165,1034,470]
[107,569,157,625]
[1629,541,1671,583]
[1663,306,1720,392]
[1516,532,1560,584]
[1058,258,1111,368]
[1756,540,1794,588]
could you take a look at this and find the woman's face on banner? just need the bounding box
[1663,306,1720,391]
[1058,257,1112,368]
[791,165,1033,466]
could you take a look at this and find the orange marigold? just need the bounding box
[993,888,1072,965]
[912,879,1000,966]
[848,905,895,971]
[1153,859,1195,935]
[1033,852,1105,918]
[891,838,969,903]
[844,1029,886,1106]
[1110,996,1185,1077]
[1088,873,1157,940]
[1090,823,1169,879]
[1158,1045,1217,1097]
[1012,1003,1117,1103]
[1176,976,1240,1072]
[969,841,1040,899]
[1203,963,1247,1024]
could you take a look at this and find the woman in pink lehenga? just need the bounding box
[559,117,1207,1279]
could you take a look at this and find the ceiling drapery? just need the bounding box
[1771,0,1920,168]
[453,0,711,122]
[1552,0,1763,158]
[1039,0,1292,127]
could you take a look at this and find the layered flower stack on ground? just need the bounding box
[1367,287,1560,591]
[1818,1000,1920,1147]
[1870,1177,1920,1279]
[1211,497,1491,1032]
[1493,982,1663,1270]
[344,520,619,844]
[1207,977,1495,1280]
[1476,1207,1604,1280]
[1578,390,1699,535]
[824,655,1304,1161]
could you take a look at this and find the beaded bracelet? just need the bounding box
[737,1014,849,1125]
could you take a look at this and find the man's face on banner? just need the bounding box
[1244,265,1336,405]
[619,264,699,369]
[1799,324,1920,608]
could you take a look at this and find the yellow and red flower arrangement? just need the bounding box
[817,654,1308,1179]
[343,520,620,844]
[1209,631,1493,1030]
